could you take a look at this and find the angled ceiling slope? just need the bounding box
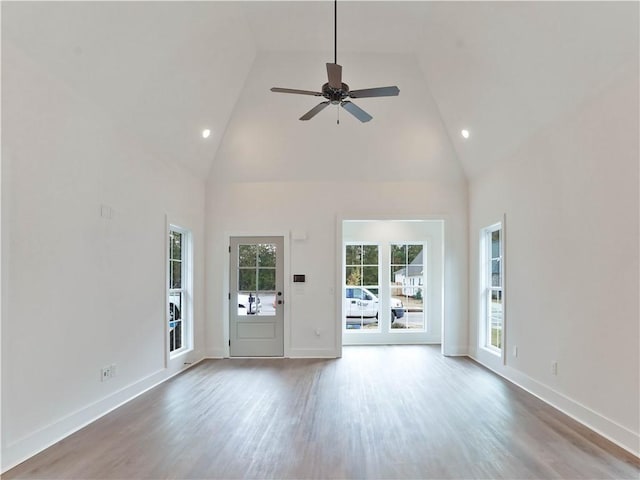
[3,2,638,180]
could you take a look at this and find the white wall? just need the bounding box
[205,52,468,358]
[1,41,206,471]
[468,63,639,455]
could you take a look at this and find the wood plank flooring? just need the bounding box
[5,345,639,479]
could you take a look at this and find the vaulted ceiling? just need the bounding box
[3,1,638,180]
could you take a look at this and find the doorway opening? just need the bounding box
[341,220,443,346]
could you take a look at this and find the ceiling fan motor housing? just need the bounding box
[322,82,350,104]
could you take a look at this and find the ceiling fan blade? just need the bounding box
[300,101,331,121]
[340,101,372,123]
[348,86,400,98]
[271,87,322,96]
[326,63,342,89]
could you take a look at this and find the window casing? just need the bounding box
[481,223,503,353]
[168,225,192,356]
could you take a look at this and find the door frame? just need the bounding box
[335,216,448,357]
[223,231,290,358]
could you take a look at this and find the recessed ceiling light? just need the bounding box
[202,129,211,139]
[461,129,470,139]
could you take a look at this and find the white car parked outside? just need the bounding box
[344,286,404,323]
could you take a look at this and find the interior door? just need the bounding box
[229,236,284,356]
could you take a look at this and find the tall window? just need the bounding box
[481,223,503,352]
[168,226,191,355]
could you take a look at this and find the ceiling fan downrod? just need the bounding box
[269,0,399,123]
[334,0,337,65]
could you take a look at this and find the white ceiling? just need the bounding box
[3,1,638,180]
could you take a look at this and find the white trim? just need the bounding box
[335,217,344,357]
[204,348,225,359]
[442,344,468,356]
[479,221,504,360]
[287,348,340,358]
[335,214,451,359]
[468,354,640,458]
[1,359,205,474]
[339,218,446,349]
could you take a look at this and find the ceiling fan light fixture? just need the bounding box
[270,0,399,123]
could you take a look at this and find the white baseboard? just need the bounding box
[1,359,204,474]
[468,354,640,458]
[443,344,468,356]
[204,347,225,358]
[288,348,340,358]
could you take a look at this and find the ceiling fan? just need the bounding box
[270,0,399,123]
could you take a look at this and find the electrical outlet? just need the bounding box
[551,361,558,376]
[101,366,112,382]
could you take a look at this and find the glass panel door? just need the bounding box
[390,243,425,330]
[230,236,284,357]
[344,244,380,330]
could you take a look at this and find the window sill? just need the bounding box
[480,346,502,358]
[169,347,193,361]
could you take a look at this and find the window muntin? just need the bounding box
[482,224,503,352]
[168,226,191,355]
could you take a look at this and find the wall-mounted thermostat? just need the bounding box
[293,274,306,283]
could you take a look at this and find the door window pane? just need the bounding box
[258,268,276,291]
[362,245,379,265]
[345,245,362,264]
[239,244,257,267]
[236,243,277,317]
[238,269,257,291]
[362,266,379,286]
[345,266,363,286]
[237,292,261,316]
[391,244,407,264]
[258,244,276,267]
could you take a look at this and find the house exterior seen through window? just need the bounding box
[168,225,192,355]
[481,223,503,353]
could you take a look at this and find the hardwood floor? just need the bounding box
[5,345,639,479]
